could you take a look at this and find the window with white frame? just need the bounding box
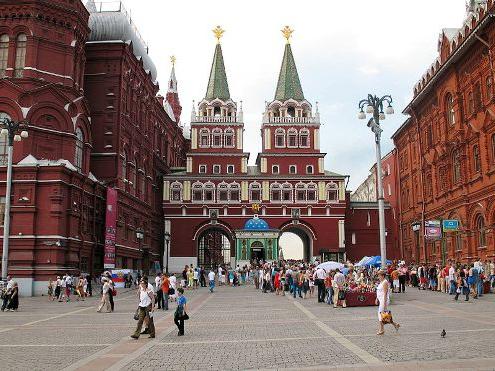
[199,129,210,147]
[192,183,203,202]
[282,183,293,202]
[289,165,297,174]
[272,165,280,174]
[204,182,215,202]
[218,183,229,202]
[229,183,240,202]
[213,164,221,174]
[275,128,285,148]
[199,164,207,174]
[249,182,261,202]
[307,183,317,202]
[224,128,234,148]
[271,183,282,201]
[295,183,306,201]
[326,183,339,202]
[227,165,234,174]
[306,165,314,174]
[287,128,298,148]
[170,182,182,201]
[212,129,222,148]
[299,128,310,148]
[75,128,84,172]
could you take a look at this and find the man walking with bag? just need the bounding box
[314,266,326,303]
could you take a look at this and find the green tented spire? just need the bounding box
[274,43,304,101]
[205,44,230,101]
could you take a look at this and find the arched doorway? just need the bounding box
[198,229,232,268]
[250,240,264,261]
[278,227,311,261]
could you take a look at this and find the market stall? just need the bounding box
[345,291,377,307]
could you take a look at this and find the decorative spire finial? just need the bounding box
[212,25,225,44]
[281,25,294,44]
[170,55,176,67]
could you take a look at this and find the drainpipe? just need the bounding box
[409,108,427,264]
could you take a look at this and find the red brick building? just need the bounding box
[0,0,185,295]
[392,0,495,264]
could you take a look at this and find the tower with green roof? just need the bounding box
[186,26,249,177]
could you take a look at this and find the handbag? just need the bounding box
[181,312,189,321]
[338,289,346,300]
[133,308,139,321]
[112,288,117,296]
[380,311,393,324]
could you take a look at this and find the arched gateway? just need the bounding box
[162,27,348,273]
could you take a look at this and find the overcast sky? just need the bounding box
[111,0,467,190]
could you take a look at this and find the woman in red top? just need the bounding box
[274,271,281,295]
[324,272,333,305]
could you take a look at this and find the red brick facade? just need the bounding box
[0,0,185,294]
[393,2,495,264]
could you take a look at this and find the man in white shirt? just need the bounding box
[448,264,456,295]
[314,267,326,303]
[332,270,346,308]
[193,268,199,289]
[131,277,155,339]
[208,270,215,293]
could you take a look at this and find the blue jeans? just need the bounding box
[292,284,301,298]
[477,280,484,297]
[326,287,333,304]
[209,280,215,292]
[449,280,457,295]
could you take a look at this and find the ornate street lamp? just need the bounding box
[164,219,171,274]
[358,94,394,269]
[0,116,28,281]
[136,227,145,274]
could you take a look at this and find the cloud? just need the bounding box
[357,65,380,76]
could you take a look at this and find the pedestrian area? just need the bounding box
[0,286,494,370]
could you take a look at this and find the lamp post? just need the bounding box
[0,117,28,281]
[358,94,394,269]
[164,219,171,274]
[136,227,144,274]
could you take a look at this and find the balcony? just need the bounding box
[263,116,319,124]
[192,115,241,124]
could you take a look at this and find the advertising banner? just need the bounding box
[103,188,118,269]
[425,226,442,240]
[111,269,131,288]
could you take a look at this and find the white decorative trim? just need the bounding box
[23,67,73,80]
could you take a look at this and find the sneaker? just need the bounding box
[141,329,150,335]
[130,335,139,339]
[148,335,155,339]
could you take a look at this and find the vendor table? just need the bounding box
[345,291,377,307]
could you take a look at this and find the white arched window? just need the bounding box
[306,165,314,174]
[224,128,234,148]
[192,182,203,202]
[75,128,84,171]
[229,182,240,202]
[282,183,293,202]
[270,183,282,202]
[299,128,310,148]
[212,128,222,148]
[204,182,215,202]
[170,182,182,202]
[199,129,210,148]
[275,128,285,148]
[287,128,298,148]
[326,182,339,202]
[217,182,229,202]
[249,182,261,202]
[307,183,317,202]
[295,183,306,202]
[14,34,27,78]
[0,35,9,77]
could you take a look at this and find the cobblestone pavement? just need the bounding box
[0,284,494,370]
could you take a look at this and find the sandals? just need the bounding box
[395,323,401,332]
[376,331,384,335]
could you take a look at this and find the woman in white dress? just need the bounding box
[375,270,400,335]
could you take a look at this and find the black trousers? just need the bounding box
[316,280,325,302]
[108,290,114,311]
[398,276,406,293]
[156,289,163,308]
[1,296,9,311]
[174,316,184,335]
[200,276,206,287]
